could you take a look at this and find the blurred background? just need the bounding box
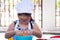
[0,0,60,40]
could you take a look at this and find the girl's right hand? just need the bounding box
[15,30,23,36]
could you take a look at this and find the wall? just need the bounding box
[42,0,56,31]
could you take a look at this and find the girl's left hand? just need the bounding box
[25,30,33,35]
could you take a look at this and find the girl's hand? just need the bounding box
[25,30,33,35]
[15,30,23,36]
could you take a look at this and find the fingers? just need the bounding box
[15,30,23,36]
[21,30,29,36]
[26,30,33,35]
[15,30,33,36]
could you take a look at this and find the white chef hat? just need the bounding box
[15,0,34,14]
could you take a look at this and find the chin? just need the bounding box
[23,22,29,24]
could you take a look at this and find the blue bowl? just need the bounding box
[13,35,32,40]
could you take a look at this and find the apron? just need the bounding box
[10,20,33,40]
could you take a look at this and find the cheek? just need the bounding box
[18,16,22,20]
[18,17,21,19]
[26,18,31,22]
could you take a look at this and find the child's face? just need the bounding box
[18,13,31,24]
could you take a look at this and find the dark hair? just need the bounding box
[30,18,34,22]
[18,13,31,16]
